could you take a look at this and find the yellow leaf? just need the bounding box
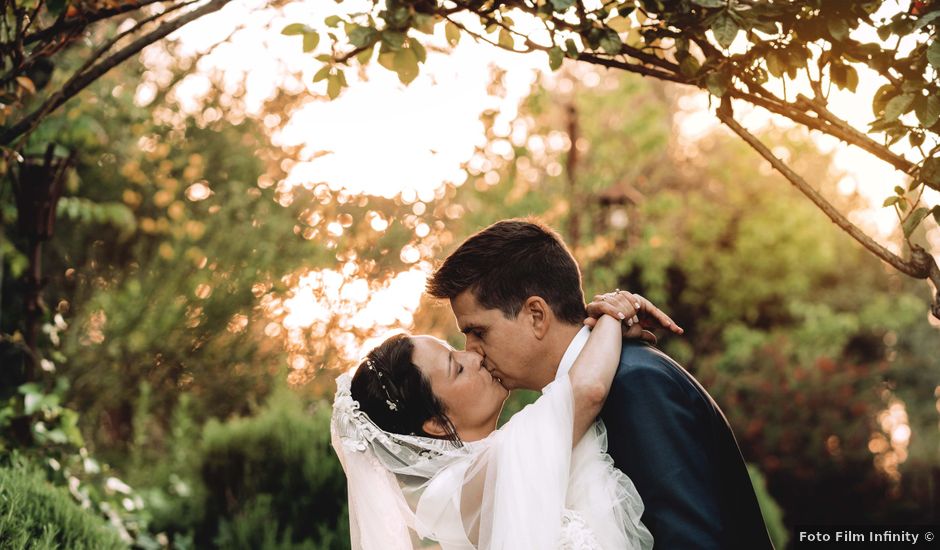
[606,16,632,33]
[445,21,461,46]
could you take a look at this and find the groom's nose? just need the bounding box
[465,337,484,356]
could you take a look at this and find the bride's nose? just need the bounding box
[460,351,485,370]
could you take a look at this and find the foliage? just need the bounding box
[0,455,126,550]
[298,0,940,317]
[747,464,789,550]
[0,0,233,148]
[0,373,160,546]
[192,386,348,549]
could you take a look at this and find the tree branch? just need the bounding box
[1,0,231,147]
[577,53,689,85]
[1,0,197,90]
[716,96,940,317]
[22,0,169,46]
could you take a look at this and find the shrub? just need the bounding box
[747,464,789,549]
[193,386,348,549]
[0,457,125,550]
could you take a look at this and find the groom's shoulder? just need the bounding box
[614,341,696,392]
[617,340,681,373]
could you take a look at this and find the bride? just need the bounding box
[331,291,655,550]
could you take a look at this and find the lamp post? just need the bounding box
[11,143,74,377]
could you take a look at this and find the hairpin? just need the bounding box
[366,358,400,411]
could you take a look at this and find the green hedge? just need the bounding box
[748,464,789,549]
[193,387,349,549]
[0,459,125,550]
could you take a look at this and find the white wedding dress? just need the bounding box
[332,371,653,550]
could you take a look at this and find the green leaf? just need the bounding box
[932,206,940,225]
[712,13,739,49]
[914,11,940,32]
[409,38,427,63]
[548,46,565,71]
[313,66,331,83]
[18,383,41,395]
[378,51,396,71]
[826,17,850,40]
[599,30,623,54]
[692,0,725,6]
[349,26,377,48]
[706,72,728,97]
[766,50,783,77]
[830,63,858,92]
[871,84,896,116]
[382,31,406,50]
[46,429,69,445]
[281,23,310,36]
[843,65,858,92]
[680,55,701,77]
[915,95,940,128]
[303,32,320,53]
[498,28,514,49]
[326,74,343,99]
[877,24,892,41]
[565,38,580,57]
[356,45,375,64]
[24,393,42,415]
[895,185,906,196]
[445,21,461,46]
[324,15,342,28]
[883,196,900,207]
[928,40,940,69]
[550,0,576,11]
[752,19,779,35]
[922,157,940,190]
[393,47,420,84]
[46,0,67,18]
[414,13,436,34]
[884,93,914,121]
[903,207,930,237]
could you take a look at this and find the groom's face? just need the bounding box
[450,290,539,391]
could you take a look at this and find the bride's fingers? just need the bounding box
[605,293,638,325]
[635,295,684,334]
[585,297,637,324]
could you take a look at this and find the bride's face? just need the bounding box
[410,335,509,441]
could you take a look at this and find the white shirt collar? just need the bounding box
[555,325,591,381]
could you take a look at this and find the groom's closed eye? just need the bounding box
[462,326,486,340]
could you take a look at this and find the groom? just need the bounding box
[427,218,773,549]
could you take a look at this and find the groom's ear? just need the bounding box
[523,296,551,340]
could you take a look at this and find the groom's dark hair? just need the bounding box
[427,218,586,324]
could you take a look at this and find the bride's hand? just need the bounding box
[583,289,683,344]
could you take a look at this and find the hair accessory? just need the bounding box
[365,358,400,412]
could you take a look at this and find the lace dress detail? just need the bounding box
[558,510,603,550]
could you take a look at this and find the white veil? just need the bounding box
[330,370,652,550]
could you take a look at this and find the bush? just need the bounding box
[193,386,349,549]
[747,464,789,549]
[0,457,125,550]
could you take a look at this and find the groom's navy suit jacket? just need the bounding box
[600,341,774,550]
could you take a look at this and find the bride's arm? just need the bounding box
[569,311,625,443]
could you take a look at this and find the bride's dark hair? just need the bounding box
[350,333,461,444]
